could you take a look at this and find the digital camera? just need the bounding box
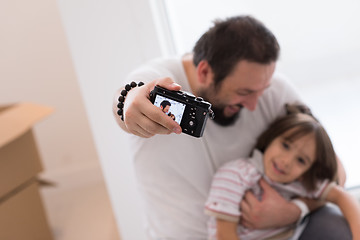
[150,85,214,138]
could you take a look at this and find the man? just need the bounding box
[160,100,171,114]
[113,16,350,239]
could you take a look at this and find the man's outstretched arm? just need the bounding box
[112,77,182,138]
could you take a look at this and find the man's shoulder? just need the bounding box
[125,56,183,83]
[258,72,302,113]
[269,72,294,91]
[241,72,303,132]
[143,56,182,71]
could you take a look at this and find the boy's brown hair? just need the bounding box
[255,104,338,191]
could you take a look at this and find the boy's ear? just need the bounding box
[196,60,214,87]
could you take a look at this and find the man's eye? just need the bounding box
[237,92,250,96]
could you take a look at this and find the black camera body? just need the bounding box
[150,86,214,138]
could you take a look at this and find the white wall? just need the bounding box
[56,0,165,239]
[0,1,100,177]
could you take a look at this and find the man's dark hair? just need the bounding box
[193,15,280,87]
[160,100,171,109]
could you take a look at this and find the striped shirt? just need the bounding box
[205,149,334,240]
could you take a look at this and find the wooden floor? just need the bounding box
[40,165,120,240]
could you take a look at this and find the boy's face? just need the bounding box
[263,131,316,184]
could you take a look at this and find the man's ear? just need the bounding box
[196,60,214,87]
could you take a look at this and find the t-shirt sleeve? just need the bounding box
[123,58,181,86]
[124,63,164,85]
[305,179,337,201]
[204,160,261,222]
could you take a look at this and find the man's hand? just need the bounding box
[113,77,182,138]
[240,178,300,229]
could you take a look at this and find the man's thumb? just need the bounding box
[259,178,271,192]
[156,77,182,91]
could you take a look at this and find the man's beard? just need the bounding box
[198,88,242,126]
[211,105,241,126]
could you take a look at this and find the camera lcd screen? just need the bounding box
[153,95,186,125]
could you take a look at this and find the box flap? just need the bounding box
[0,103,53,148]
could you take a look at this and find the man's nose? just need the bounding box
[243,93,260,111]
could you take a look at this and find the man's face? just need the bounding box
[199,60,276,126]
[161,105,170,113]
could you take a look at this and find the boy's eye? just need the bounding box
[297,157,306,165]
[282,142,290,149]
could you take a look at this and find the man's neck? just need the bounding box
[181,54,198,95]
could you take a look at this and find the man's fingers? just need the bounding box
[240,196,251,224]
[126,109,175,136]
[240,194,250,212]
[241,191,258,221]
[140,113,176,135]
[259,178,272,192]
[134,80,182,134]
[123,86,179,134]
[240,218,254,229]
[142,101,182,134]
[240,193,258,229]
[119,77,183,137]
[155,77,182,91]
[243,190,259,208]
[132,128,153,138]
[260,178,282,200]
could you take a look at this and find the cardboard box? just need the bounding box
[0,180,54,240]
[0,102,53,240]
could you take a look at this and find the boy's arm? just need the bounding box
[326,185,360,240]
[216,219,239,240]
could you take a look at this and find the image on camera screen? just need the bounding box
[153,95,186,125]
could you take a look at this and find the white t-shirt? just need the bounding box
[124,57,303,239]
[205,149,334,240]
